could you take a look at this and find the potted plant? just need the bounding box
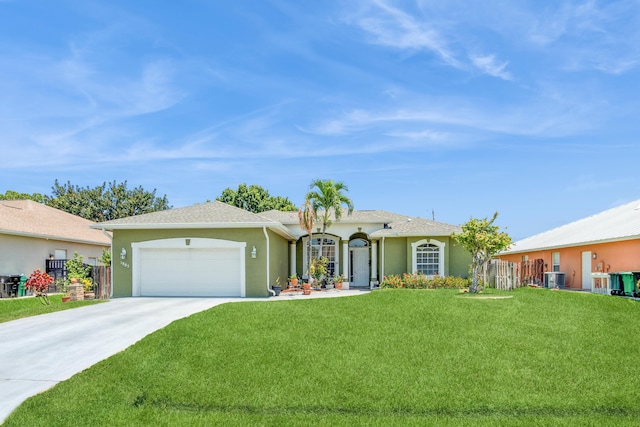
[289,274,299,288]
[334,274,347,290]
[54,278,71,302]
[65,252,92,300]
[310,257,328,290]
[272,277,282,296]
[302,282,312,295]
[325,276,335,290]
[82,278,95,300]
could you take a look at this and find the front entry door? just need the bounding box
[582,251,592,290]
[350,247,369,288]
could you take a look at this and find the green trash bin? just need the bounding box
[18,275,27,297]
[621,273,635,296]
[610,272,636,296]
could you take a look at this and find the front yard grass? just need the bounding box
[0,294,105,324]
[5,288,640,426]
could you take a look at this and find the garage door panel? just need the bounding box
[138,247,242,297]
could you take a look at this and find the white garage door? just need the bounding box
[139,247,242,297]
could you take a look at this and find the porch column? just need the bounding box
[290,241,297,277]
[371,241,378,280]
[342,241,349,279]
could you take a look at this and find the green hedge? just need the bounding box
[380,273,470,289]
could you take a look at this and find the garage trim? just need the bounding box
[131,237,247,297]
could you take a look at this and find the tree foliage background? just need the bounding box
[0,190,46,203]
[1,180,171,222]
[216,183,296,213]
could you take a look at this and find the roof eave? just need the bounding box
[502,235,640,254]
[92,222,297,240]
[371,231,457,238]
[0,229,111,246]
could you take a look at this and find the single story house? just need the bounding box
[498,198,640,290]
[93,201,471,298]
[0,200,111,277]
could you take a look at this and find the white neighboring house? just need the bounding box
[0,200,111,279]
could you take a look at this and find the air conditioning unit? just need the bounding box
[544,272,565,288]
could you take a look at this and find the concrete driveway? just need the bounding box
[0,290,368,422]
[0,297,259,422]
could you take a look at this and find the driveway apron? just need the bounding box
[0,290,367,422]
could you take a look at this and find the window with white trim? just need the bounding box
[411,239,445,277]
[309,237,337,276]
[416,244,440,275]
[552,252,560,272]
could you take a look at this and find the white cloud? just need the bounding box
[527,0,640,74]
[469,54,512,80]
[349,0,463,68]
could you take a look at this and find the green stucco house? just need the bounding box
[93,201,471,297]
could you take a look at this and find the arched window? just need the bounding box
[308,237,337,276]
[416,244,439,275]
[411,239,445,277]
[349,238,369,247]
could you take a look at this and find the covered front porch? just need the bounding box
[289,233,379,288]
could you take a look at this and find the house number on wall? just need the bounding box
[120,261,130,268]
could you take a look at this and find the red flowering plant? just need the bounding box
[25,269,53,305]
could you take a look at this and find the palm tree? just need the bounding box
[305,179,354,265]
[298,199,315,283]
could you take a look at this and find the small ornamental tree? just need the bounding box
[65,252,92,281]
[452,212,512,293]
[25,269,54,305]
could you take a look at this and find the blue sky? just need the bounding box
[1,0,639,240]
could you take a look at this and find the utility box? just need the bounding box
[544,272,565,289]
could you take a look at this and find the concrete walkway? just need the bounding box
[0,290,367,422]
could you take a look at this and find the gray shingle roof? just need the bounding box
[371,216,462,237]
[0,200,111,245]
[503,198,640,254]
[94,202,460,239]
[260,208,408,224]
[93,201,295,238]
[261,208,460,237]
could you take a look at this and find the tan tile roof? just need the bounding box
[0,200,111,245]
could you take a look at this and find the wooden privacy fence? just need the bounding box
[485,259,522,290]
[91,266,111,299]
[520,259,544,286]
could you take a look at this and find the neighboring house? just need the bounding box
[0,200,111,277]
[93,201,471,298]
[498,199,640,290]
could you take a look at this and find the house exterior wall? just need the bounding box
[268,229,289,289]
[382,237,408,276]
[0,234,108,276]
[498,239,640,289]
[449,240,472,278]
[381,236,470,279]
[112,228,286,298]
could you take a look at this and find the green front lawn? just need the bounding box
[0,294,105,323]
[5,288,640,426]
